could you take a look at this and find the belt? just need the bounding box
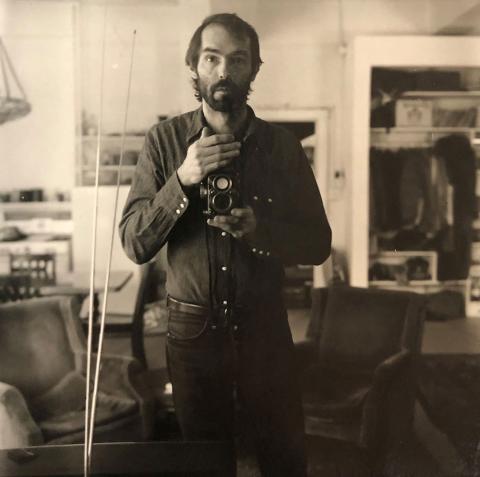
[166,296,210,317]
[167,296,248,333]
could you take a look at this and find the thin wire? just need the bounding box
[84,5,108,477]
[0,40,10,98]
[0,37,26,99]
[87,29,137,456]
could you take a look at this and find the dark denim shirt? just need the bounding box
[119,106,331,308]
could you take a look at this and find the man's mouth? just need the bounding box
[214,81,233,92]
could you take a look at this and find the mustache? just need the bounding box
[212,79,237,91]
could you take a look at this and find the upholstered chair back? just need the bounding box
[0,297,84,399]
[317,286,424,370]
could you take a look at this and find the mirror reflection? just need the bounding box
[1,2,480,477]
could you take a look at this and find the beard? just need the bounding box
[197,77,251,112]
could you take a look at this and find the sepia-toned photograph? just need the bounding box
[1,1,480,476]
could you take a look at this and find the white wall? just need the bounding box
[3,0,478,275]
[79,1,186,134]
[0,0,75,194]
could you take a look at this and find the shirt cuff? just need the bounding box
[152,172,190,219]
[244,219,274,259]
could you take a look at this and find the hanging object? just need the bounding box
[0,37,31,125]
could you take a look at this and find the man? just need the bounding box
[119,13,331,476]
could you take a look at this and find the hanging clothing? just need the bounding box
[433,134,477,280]
[369,148,405,232]
[399,149,451,237]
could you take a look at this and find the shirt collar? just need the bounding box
[186,105,269,152]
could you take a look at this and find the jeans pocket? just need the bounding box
[167,308,208,341]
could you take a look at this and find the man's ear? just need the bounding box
[250,64,260,82]
[190,67,198,80]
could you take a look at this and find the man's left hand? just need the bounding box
[207,207,257,239]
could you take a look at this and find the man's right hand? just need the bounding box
[177,127,241,187]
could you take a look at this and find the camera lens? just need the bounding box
[213,176,231,191]
[212,193,232,213]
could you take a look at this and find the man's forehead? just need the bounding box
[200,23,251,54]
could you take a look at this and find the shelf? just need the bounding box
[81,165,136,171]
[370,127,480,148]
[81,135,144,144]
[402,91,480,98]
[371,127,480,133]
[0,201,71,212]
[369,280,466,294]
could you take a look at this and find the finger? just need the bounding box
[200,133,236,146]
[212,215,240,225]
[206,218,236,231]
[203,142,241,157]
[201,127,213,139]
[204,159,233,175]
[208,222,245,239]
[231,208,252,217]
[203,149,240,164]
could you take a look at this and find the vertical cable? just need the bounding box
[84,5,107,477]
[87,29,137,456]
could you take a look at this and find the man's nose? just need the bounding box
[218,59,230,79]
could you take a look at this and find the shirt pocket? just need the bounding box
[243,152,276,220]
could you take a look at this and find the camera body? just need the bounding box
[200,168,241,218]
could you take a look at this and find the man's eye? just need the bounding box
[231,57,246,65]
[205,55,217,63]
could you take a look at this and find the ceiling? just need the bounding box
[433,0,480,34]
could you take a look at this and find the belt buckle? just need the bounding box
[210,306,229,330]
[227,306,242,335]
[221,306,231,327]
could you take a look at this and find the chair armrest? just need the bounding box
[373,349,411,385]
[0,381,44,448]
[294,339,318,374]
[361,350,414,449]
[76,352,145,399]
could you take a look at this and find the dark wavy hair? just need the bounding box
[185,13,263,101]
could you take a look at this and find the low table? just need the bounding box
[40,270,133,324]
[0,441,234,477]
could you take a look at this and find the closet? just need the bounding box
[350,37,480,317]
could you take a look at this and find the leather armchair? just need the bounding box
[0,296,155,449]
[298,285,425,456]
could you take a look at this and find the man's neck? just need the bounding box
[202,101,249,137]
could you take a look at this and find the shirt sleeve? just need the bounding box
[119,128,190,264]
[244,135,331,266]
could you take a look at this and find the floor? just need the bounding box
[103,308,480,477]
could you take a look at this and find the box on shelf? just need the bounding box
[395,99,433,127]
[369,250,437,286]
[472,242,480,264]
[431,96,479,127]
[466,265,480,317]
[81,169,134,186]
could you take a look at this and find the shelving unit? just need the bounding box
[0,200,73,278]
[76,135,144,186]
[0,202,71,212]
[367,70,480,313]
[0,201,72,224]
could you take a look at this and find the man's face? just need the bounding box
[194,23,256,112]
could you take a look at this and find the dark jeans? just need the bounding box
[166,299,307,477]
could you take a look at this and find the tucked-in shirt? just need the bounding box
[119,106,331,308]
